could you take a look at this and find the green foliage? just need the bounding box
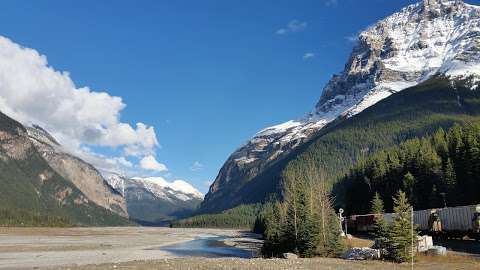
[0,208,71,227]
[371,193,389,250]
[0,111,131,227]
[343,122,480,214]
[258,163,346,258]
[371,192,385,214]
[200,77,480,214]
[255,200,285,255]
[170,204,262,229]
[387,191,418,263]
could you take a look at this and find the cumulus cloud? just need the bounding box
[0,35,162,173]
[325,0,338,6]
[190,161,204,172]
[0,36,158,155]
[140,155,168,172]
[303,53,316,60]
[345,35,358,43]
[276,20,307,35]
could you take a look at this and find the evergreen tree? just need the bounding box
[443,158,456,192]
[402,172,416,204]
[388,191,417,263]
[260,201,285,257]
[371,193,390,251]
[260,163,345,258]
[371,192,385,214]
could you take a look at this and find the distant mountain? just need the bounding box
[201,0,480,213]
[0,111,130,226]
[104,173,203,225]
[27,125,128,218]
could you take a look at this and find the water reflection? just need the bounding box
[159,236,255,258]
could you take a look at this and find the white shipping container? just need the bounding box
[413,209,431,231]
[437,205,478,231]
[383,204,480,233]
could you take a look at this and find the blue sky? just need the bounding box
[2,0,478,193]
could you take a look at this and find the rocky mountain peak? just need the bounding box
[314,0,479,117]
[201,0,480,212]
[422,0,464,14]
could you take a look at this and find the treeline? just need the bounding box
[170,204,262,229]
[254,163,345,258]
[343,122,480,214]
[0,208,71,227]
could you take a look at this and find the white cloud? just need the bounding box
[325,0,338,7]
[203,180,213,187]
[345,35,358,43]
[276,20,307,35]
[303,53,316,60]
[115,157,133,168]
[0,36,159,161]
[190,161,204,172]
[140,155,168,172]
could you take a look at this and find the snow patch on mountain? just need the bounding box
[205,0,480,199]
[253,0,480,150]
[139,177,204,200]
[103,172,203,202]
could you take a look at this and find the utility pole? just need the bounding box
[339,208,345,236]
[344,216,348,237]
[411,206,414,270]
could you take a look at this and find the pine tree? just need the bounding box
[388,191,417,263]
[261,163,346,258]
[371,193,390,251]
[371,192,385,215]
[402,172,416,205]
[444,158,456,191]
[261,201,285,257]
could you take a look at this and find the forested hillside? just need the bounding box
[286,77,480,208]
[170,204,261,229]
[203,77,480,212]
[341,122,480,215]
[0,111,131,226]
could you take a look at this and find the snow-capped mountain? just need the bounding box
[103,173,203,224]
[104,173,203,201]
[203,0,480,207]
[26,125,129,218]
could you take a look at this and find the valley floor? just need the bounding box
[0,227,258,269]
[38,256,480,270]
[0,227,478,270]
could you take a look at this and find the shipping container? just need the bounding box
[348,204,480,237]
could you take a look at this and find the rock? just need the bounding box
[342,247,381,260]
[427,246,447,256]
[417,235,434,252]
[27,126,129,218]
[282,253,298,260]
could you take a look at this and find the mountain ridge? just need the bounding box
[26,125,129,218]
[0,110,131,226]
[103,173,203,224]
[201,0,480,213]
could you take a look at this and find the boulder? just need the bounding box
[417,235,434,252]
[282,253,298,260]
[427,246,447,256]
